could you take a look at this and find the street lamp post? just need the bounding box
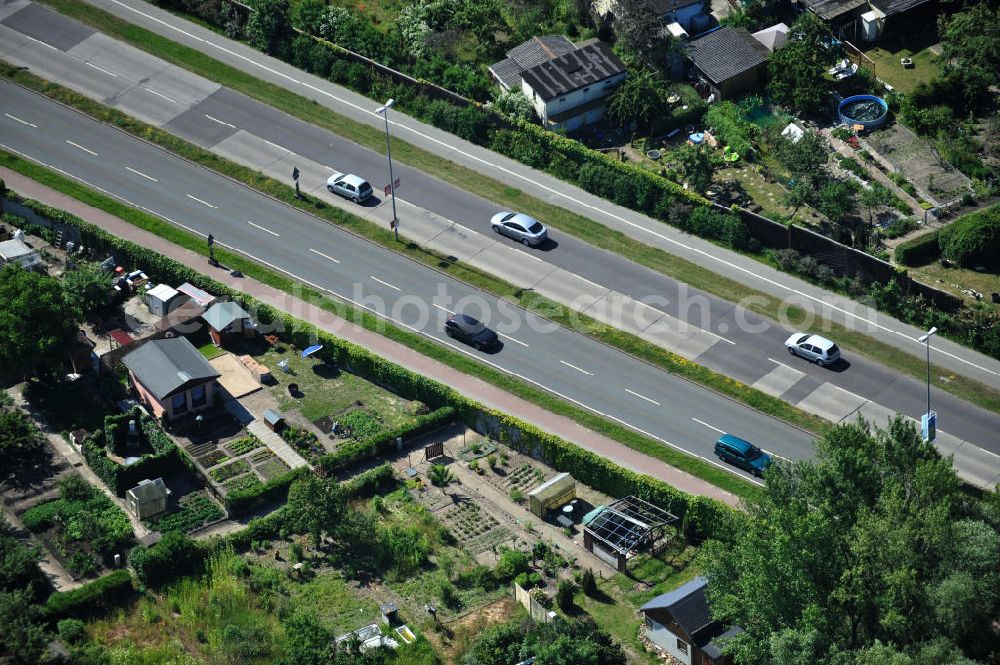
[376,99,399,241]
[918,326,937,441]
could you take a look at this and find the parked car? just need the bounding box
[444,312,501,351]
[326,172,373,203]
[714,434,772,477]
[490,211,547,246]
[785,332,841,367]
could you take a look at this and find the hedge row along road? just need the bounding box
[45,0,1000,394]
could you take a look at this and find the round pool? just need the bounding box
[838,95,888,130]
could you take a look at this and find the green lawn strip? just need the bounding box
[0,148,761,501]
[26,2,1000,416]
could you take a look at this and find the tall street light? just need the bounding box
[918,326,937,441]
[376,98,399,242]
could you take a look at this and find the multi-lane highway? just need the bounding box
[0,80,820,481]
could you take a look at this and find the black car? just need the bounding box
[445,313,500,351]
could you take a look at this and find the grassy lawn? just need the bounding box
[863,45,941,95]
[908,262,1000,312]
[17,4,1000,420]
[573,544,701,664]
[256,343,419,426]
[197,341,225,360]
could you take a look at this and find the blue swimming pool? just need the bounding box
[838,95,888,130]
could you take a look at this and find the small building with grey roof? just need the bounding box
[490,36,626,132]
[684,27,771,101]
[202,300,255,347]
[126,477,171,519]
[121,337,220,422]
[640,576,742,665]
[799,0,935,42]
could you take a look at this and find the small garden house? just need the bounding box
[202,301,255,347]
[640,576,742,665]
[684,27,770,100]
[126,477,170,520]
[121,337,221,422]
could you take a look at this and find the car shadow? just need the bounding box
[480,341,504,355]
[535,237,559,252]
[826,358,851,373]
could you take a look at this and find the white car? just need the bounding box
[490,211,547,246]
[785,332,841,367]
[326,172,373,203]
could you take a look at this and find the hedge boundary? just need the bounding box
[43,569,134,621]
[894,230,940,267]
[83,408,187,496]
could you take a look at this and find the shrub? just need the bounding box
[129,531,204,588]
[495,548,530,582]
[938,204,1000,269]
[557,579,576,611]
[581,568,597,596]
[44,569,133,620]
[57,618,87,644]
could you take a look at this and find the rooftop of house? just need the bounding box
[0,238,39,262]
[489,35,577,90]
[648,0,704,13]
[871,0,934,17]
[521,41,625,101]
[121,337,220,400]
[798,0,870,20]
[684,27,770,85]
[640,576,717,639]
[752,22,789,51]
[202,300,251,333]
[127,477,169,502]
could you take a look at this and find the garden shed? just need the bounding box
[202,301,255,347]
[527,472,576,518]
[583,495,678,572]
[684,27,770,100]
[146,283,187,317]
[263,409,285,433]
[126,477,170,519]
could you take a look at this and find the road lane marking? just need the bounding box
[767,357,794,370]
[497,332,528,347]
[4,113,36,127]
[143,87,176,103]
[248,220,279,236]
[625,388,660,406]
[263,139,287,151]
[85,62,118,77]
[711,334,736,345]
[560,360,593,376]
[204,114,236,129]
[24,35,57,50]
[0,144,138,208]
[308,248,340,263]
[692,417,726,434]
[433,304,453,314]
[185,194,217,208]
[370,276,400,291]
[126,166,158,182]
[65,140,97,156]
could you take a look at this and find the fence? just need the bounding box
[731,205,964,312]
[513,582,553,623]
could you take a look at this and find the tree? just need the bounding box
[465,616,625,665]
[860,182,893,228]
[61,262,112,316]
[0,265,78,378]
[814,180,858,228]
[129,531,202,587]
[557,578,576,611]
[609,0,670,65]
[703,417,1000,664]
[0,523,46,602]
[290,0,326,34]
[607,67,668,134]
[247,0,294,57]
[491,89,534,121]
[0,409,47,490]
[938,4,1000,113]
[673,144,715,193]
[286,476,345,547]
[767,40,827,115]
[773,130,830,187]
[0,590,48,665]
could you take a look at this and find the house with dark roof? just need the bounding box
[639,577,742,665]
[121,337,221,422]
[489,36,627,132]
[202,300,254,347]
[684,27,770,101]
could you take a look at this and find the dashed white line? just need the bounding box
[24,35,57,50]
[65,140,97,156]
[126,166,158,182]
[711,334,736,345]
[248,220,279,237]
[204,114,236,129]
[186,193,217,208]
[560,360,593,376]
[308,248,340,263]
[85,62,118,77]
[370,276,400,291]
[691,417,726,434]
[497,332,529,348]
[4,113,36,127]
[433,304,453,314]
[263,139,287,151]
[767,357,796,370]
[143,87,176,104]
[625,388,660,406]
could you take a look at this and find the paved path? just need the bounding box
[247,421,311,471]
[1,505,80,592]
[0,169,741,507]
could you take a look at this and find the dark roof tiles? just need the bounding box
[521,41,625,101]
[684,27,770,85]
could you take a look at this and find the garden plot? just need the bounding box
[146,491,223,534]
[866,124,970,204]
[438,501,511,554]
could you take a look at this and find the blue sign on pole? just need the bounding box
[921,411,937,443]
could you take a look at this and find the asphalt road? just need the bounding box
[1,81,819,481]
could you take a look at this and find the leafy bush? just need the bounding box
[495,548,530,582]
[338,409,384,440]
[318,407,455,474]
[938,204,1000,268]
[148,493,223,534]
[44,569,133,620]
[128,531,203,588]
[705,102,756,160]
[557,578,576,611]
[57,618,86,644]
[839,157,866,178]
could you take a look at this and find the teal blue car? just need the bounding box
[714,434,772,477]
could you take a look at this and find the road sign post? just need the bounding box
[921,411,936,443]
[292,166,301,198]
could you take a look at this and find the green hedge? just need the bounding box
[316,406,455,474]
[43,569,134,620]
[6,196,737,543]
[343,463,398,498]
[82,408,186,496]
[938,203,1000,269]
[128,531,204,588]
[224,465,311,514]
[894,230,940,266]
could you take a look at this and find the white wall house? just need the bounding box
[490,37,626,132]
[639,577,742,665]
